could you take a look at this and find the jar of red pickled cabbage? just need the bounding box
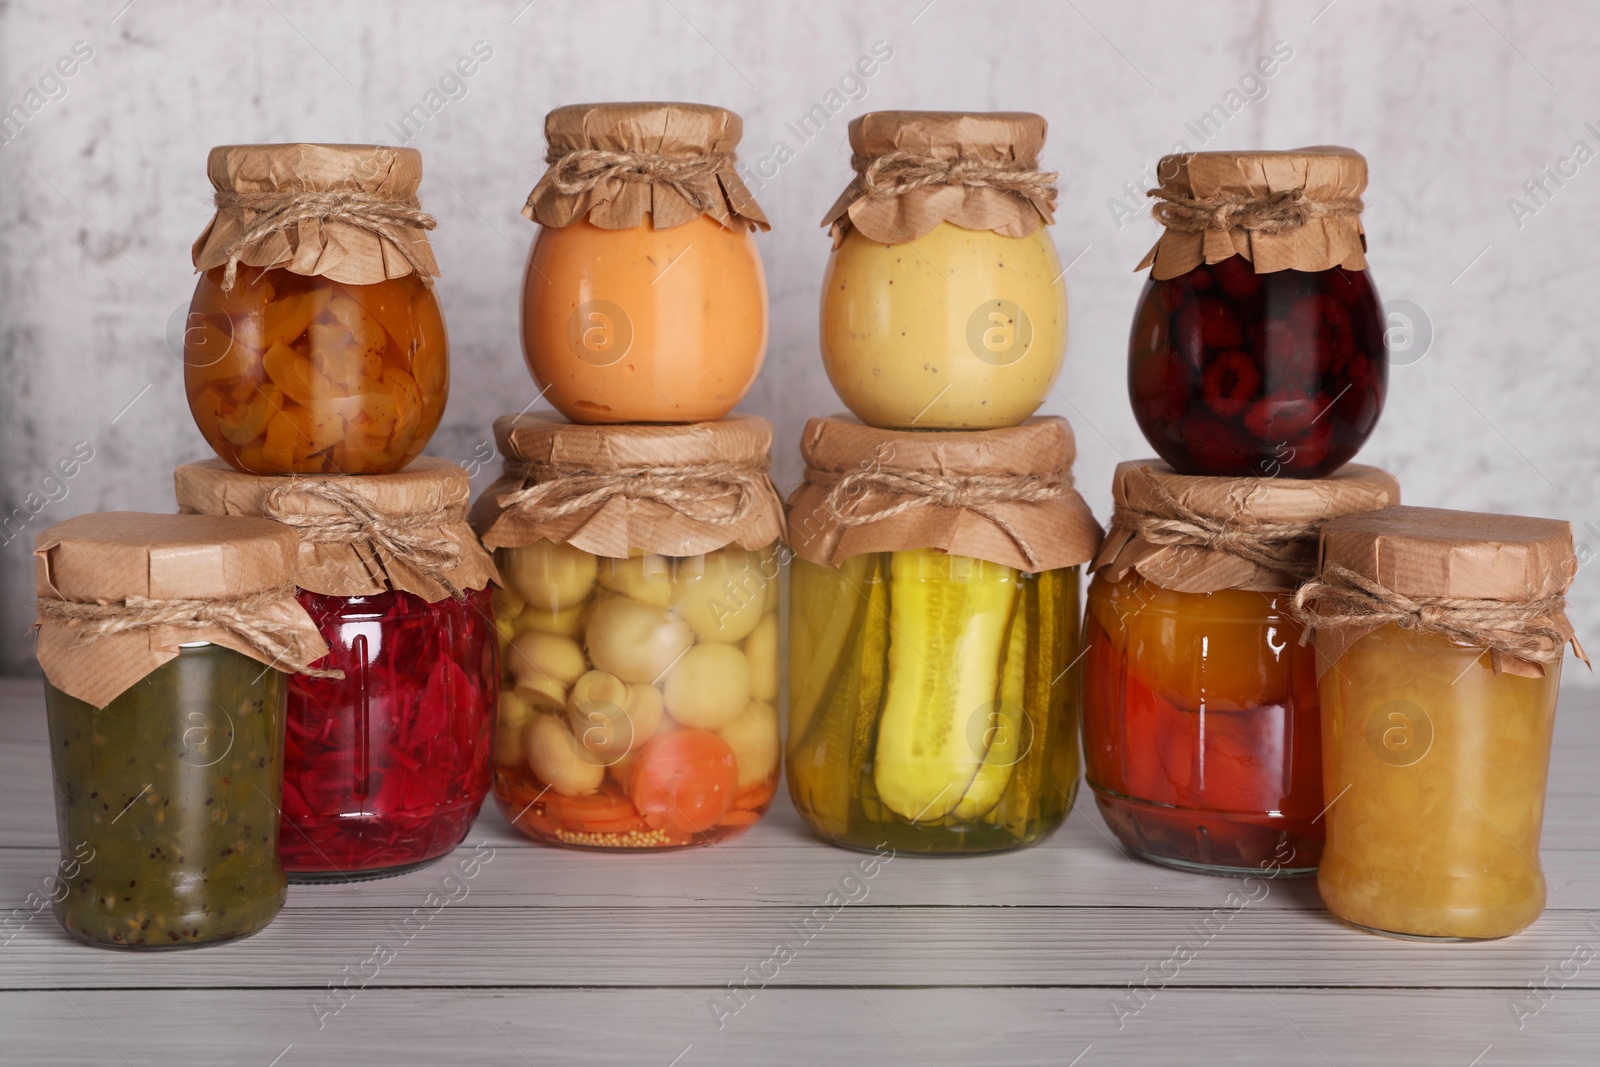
[185,143,447,475]
[176,458,499,880]
[1082,460,1399,875]
[1129,147,1385,478]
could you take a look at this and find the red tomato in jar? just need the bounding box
[629,730,739,835]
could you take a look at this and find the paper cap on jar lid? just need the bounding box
[524,102,768,232]
[788,415,1101,574]
[1137,145,1368,280]
[174,457,498,603]
[823,111,1056,245]
[1094,460,1400,593]
[33,512,329,709]
[471,413,785,559]
[192,143,438,286]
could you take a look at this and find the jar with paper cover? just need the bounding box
[184,143,448,475]
[473,414,786,850]
[174,458,498,881]
[1129,147,1385,478]
[785,416,1101,853]
[520,102,770,424]
[1082,461,1399,876]
[1296,506,1586,940]
[820,111,1067,430]
[34,513,332,948]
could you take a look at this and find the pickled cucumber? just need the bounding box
[873,549,1016,822]
[953,591,1027,820]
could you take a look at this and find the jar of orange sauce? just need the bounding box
[520,102,770,425]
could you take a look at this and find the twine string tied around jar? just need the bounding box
[499,458,770,529]
[544,148,735,215]
[853,151,1059,209]
[1146,187,1364,235]
[1115,472,1320,581]
[211,189,437,292]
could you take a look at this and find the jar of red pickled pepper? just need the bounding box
[1130,147,1385,478]
[1082,460,1399,875]
[185,143,448,475]
[175,458,499,881]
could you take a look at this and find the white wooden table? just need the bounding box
[1,676,1597,1065]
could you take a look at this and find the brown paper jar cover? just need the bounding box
[174,457,497,603]
[523,102,769,233]
[1137,146,1368,280]
[1305,504,1584,678]
[1092,460,1400,594]
[471,413,785,559]
[788,415,1101,574]
[192,143,440,285]
[821,110,1056,246]
[34,512,330,709]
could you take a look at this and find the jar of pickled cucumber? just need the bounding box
[1296,505,1587,940]
[785,416,1102,853]
[33,512,332,948]
[521,102,770,424]
[472,414,786,850]
[820,111,1067,430]
[1131,147,1385,477]
[1082,461,1399,876]
[174,458,499,881]
[185,143,447,475]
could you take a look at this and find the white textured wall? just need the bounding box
[1,0,1596,685]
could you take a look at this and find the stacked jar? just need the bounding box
[1084,147,1397,878]
[788,111,1100,854]
[180,144,498,881]
[477,103,786,850]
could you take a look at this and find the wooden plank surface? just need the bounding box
[3,676,1599,1064]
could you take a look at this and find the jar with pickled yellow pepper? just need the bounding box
[785,416,1102,853]
[185,144,447,475]
[1297,505,1587,940]
[819,111,1067,430]
[471,414,787,850]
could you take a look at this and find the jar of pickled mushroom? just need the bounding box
[520,102,770,424]
[33,513,332,948]
[1296,505,1588,940]
[471,414,786,849]
[1130,146,1385,477]
[1082,461,1399,876]
[174,458,499,880]
[820,111,1068,430]
[785,416,1102,853]
[185,143,448,475]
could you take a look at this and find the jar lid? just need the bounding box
[192,143,439,287]
[523,101,769,233]
[471,413,784,559]
[1136,145,1368,280]
[1093,460,1400,593]
[821,110,1057,246]
[788,415,1101,573]
[33,512,330,709]
[174,457,498,603]
[1299,505,1586,679]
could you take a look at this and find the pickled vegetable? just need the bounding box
[492,543,781,849]
[45,644,287,948]
[183,264,448,474]
[787,553,1081,853]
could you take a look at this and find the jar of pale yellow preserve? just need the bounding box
[1296,505,1587,941]
[819,112,1067,429]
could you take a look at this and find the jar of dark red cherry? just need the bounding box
[175,458,499,881]
[1129,147,1385,478]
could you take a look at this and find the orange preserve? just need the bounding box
[185,144,447,475]
[520,102,770,425]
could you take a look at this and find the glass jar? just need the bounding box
[819,111,1066,430]
[185,263,448,475]
[788,552,1081,853]
[1316,626,1559,940]
[45,643,288,948]
[491,542,782,849]
[1082,575,1322,874]
[520,102,768,425]
[282,588,496,879]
